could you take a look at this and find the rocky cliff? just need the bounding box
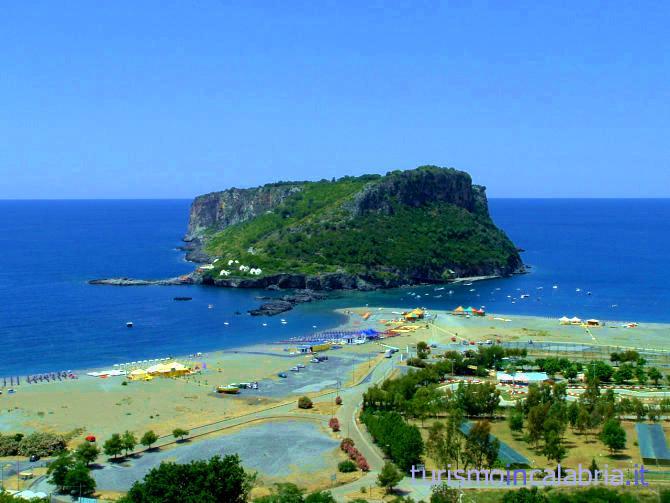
[184,165,524,290]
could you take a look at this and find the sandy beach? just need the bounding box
[2,305,667,442]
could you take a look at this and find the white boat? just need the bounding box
[126,321,133,328]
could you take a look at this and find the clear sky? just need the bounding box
[1,1,668,199]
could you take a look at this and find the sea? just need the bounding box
[1,199,669,376]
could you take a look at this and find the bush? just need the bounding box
[340,438,354,451]
[407,357,426,368]
[329,418,340,432]
[335,396,343,405]
[356,456,370,472]
[0,435,20,456]
[338,460,357,473]
[17,432,67,457]
[298,396,313,409]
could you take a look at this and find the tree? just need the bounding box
[509,410,524,433]
[74,441,100,467]
[298,396,313,409]
[141,430,159,450]
[575,407,591,438]
[103,433,124,460]
[417,341,431,359]
[122,454,254,503]
[502,487,548,503]
[526,405,547,446]
[600,419,626,453]
[648,367,663,386]
[304,491,336,503]
[64,462,96,498]
[47,452,74,492]
[542,430,566,465]
[122,430,138,456]
[377,462,403,494]
[172,428,189,442]
[430,483,459,503]
[254,482,303,503]
[589,458,599,477]
[462,421,499,469]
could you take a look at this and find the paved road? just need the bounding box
[28,353,401,501]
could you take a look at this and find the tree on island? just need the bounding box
[172,428,189,442]
[377,461,403,494]
[103,433,124,461]
[141,430,159,450]
[74,441,100,467]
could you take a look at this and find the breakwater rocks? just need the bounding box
[249,290,328,316]
[88,276,197,286]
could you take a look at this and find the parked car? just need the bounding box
[278,372,288,378]
[29,455,40,462]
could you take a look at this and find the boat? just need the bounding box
[126,321,133,328]
[173,297,192,301]
[216,386,240,394]
[208,304,213,309]
[520,294,530,299]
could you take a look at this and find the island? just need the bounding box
[184,165,524,290]
[90,165,524,315]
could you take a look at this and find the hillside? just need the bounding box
[184,166,524,290]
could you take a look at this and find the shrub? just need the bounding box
[329,418,340,432]
[298,396,313,409]
[338,460,357,473]
[18,432,67,457]
[356,455,370,472]
[335,396,343,405]
[407,357,427,368]
[340,438,354,451]
[0,434,20,456]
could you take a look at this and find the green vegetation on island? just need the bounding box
[187,166,523,288]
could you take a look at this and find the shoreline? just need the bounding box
[4,304,670,379]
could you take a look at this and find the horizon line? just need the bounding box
[1,196,670,201]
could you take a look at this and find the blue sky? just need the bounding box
[1,1,668,198]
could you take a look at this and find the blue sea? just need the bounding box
[1,199,668,376]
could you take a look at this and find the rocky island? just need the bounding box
[184,165,523,288]
[91,165,524,314]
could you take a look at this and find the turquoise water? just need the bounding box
[1,199,668,375]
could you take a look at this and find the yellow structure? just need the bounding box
[311,343,332,352]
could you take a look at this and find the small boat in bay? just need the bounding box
[173,296,192,301]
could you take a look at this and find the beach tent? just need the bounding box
[559,316,570,325]
[453,306,465,315]
[128,369,148,381]
[570,316,582,324]
[586,319,601,326]
[474,308,485,316]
